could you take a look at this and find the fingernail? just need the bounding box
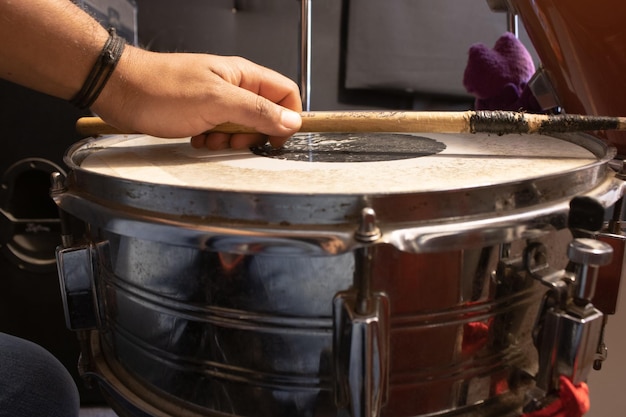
[280,110,302,130]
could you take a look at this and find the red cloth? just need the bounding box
[460,319,590,417]
[462,321,490,356]
[522,376,590,417]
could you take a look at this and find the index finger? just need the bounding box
[211,58,303,134]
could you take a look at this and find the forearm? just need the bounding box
[0,0,302,148]
[0,0,109,100]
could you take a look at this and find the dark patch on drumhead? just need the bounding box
[251,133,446,162]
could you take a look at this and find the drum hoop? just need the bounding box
[54,133,623,255]
[53,171,622,255]
[60,133,614,221]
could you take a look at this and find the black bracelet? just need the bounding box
[71,28,126,109]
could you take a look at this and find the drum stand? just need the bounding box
[299,0,312,111]
[486,0,518,36]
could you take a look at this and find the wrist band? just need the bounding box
[71,28,126,109]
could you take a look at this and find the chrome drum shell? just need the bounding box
[53,133,624,417]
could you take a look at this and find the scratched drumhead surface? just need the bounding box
[77,132,598,194]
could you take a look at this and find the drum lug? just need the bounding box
[56,242,102,331]
[332,290,390,417]
[332,207,389,417]
[354,207,381,244]
[525,238,613,399]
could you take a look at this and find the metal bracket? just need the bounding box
[333,207,389,417]
[333,290,390,417]
[56,243,102,331]
[524,238,613,394]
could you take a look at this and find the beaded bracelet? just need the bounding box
[71,28,126,109]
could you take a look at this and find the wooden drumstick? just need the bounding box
[75,110,626,137]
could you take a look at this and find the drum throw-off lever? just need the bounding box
[525,238,612,409]
[55,242,102,332]
[52,172,106,332]
[333,207,389,417]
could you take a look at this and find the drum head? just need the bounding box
[62,132,611,229]
[76,132,598,194]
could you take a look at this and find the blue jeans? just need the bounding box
[0,332,79,417]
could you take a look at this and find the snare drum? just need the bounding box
[511,0,626,156]
[54,132,622,417]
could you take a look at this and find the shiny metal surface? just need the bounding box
[56,244,98,331]
[299,0,312,111]
[526,238,613,397]
[54,132,626,416]
[57,133,620,256]
[536,305,604,392]
[82,233,559,417]
[568,239,613,302]
[333,290,389,417]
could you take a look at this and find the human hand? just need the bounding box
[92,47,302,149]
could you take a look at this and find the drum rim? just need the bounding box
[54,133,622,254]
[60,132,614,221]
